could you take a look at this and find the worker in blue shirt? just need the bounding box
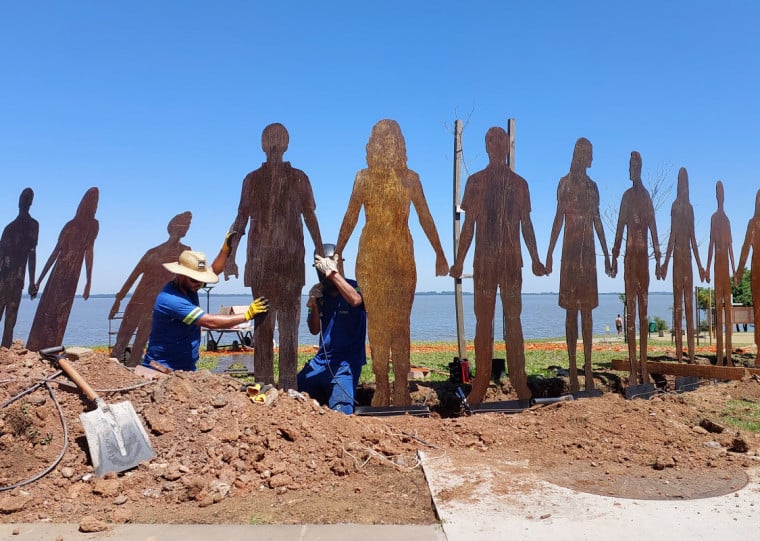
[143,233,268,372]
[297,244,366,414]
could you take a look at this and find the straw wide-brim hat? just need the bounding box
[163,250,219,284]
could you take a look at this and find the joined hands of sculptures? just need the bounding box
[546,138,611,393]
[660,168,704,363]
[26,187,99,352]
[611,152,662,385]
[449,126,546,405]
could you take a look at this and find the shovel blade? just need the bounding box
[79,400,155,476]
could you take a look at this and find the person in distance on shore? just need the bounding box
[142,232,269,372]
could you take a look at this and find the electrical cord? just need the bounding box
[313,293,361,408]
[0,373,70,492]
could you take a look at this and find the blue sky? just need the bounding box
[2,1,759,296]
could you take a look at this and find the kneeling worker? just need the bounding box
[143,232,269,372]
[297,244,366,414]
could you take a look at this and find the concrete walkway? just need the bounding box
[0,524,446,541]
[420,451,760,541]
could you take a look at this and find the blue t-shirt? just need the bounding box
[143,281,205,371]
[313,278,366,366]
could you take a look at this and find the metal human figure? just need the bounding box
[611,151,662,385]
[736,189,760,365]
[546,138,611,393]
[109,211,192,366]
[705,180,736,366]
[660,168,705,363]
[26,187,99,352]
[337,119,448,407]
[450,126,546,404]
[0,188,39,348]
[224,123,323,389]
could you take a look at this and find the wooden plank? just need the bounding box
[646,361,760,380]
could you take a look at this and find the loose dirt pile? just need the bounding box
[1,340,759,528]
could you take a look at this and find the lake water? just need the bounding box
[8,292,678,349]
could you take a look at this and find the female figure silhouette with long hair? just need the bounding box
[546,138,611,392]
[27,187,99,351]
[661,168,704,363]
[337,119,448,406]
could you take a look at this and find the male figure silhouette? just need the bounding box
[705,180,736,366]
[109,211,192,366]
[0,188,39,348]
[546,138,611,392]
[337,119,448,407]
[611,152,662,385]
[736,189,760,365]
[27,187,99,351]
[661,168,705,363]
[224,123,323,389]
[450,126,546,404]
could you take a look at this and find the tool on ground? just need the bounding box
[40,346,155,476]
[242,382,274,403]
[455,386,472,416]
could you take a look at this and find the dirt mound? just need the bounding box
[1,341,759,525]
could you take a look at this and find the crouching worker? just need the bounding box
[142,232,269,372]
[297,244,366,414]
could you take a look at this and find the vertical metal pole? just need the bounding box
[695,286,700,346]
[452,120,466,362]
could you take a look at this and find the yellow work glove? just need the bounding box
[244,297,269,320]
[221,230,237,254]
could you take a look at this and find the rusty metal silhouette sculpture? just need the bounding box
[736,188,760,365]
[705,180,736,366]
[0,188,39,348]
[661,168,705,363]
[611,152,662,385]
[450,126,545,404]
[224,123,323,389]
[26,187,99,351]
[337,119,448,407]
[546,138,611,393]
[109,211,192,366]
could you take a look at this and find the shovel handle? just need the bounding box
[40,346,100,402]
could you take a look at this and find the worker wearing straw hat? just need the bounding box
[142,233,269,372]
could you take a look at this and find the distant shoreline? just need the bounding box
[84,291,673,299]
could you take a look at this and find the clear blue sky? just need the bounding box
[2,1,758,296]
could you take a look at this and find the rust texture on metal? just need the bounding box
[546,137,611,393]
[611,151,662,385]
[661,168,705,363]
[223,123,323,389]
[449,126,545,405]
[705,181,736,367]
[0,188,38,348]
[337,119,448,407]
[736,188,760,365]
[27,187,99,352]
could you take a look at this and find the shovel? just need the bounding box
[40,346,155,476]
